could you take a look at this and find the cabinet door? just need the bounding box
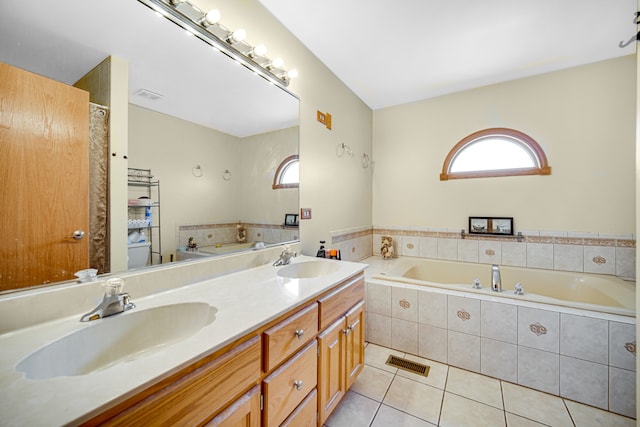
[205,385,260,427]
[317,317,346,425]
[344,301,365,389]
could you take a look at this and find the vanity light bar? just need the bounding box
[137,0,295,90]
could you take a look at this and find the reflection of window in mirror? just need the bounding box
[440,128,551,180]
[273,155,299,189]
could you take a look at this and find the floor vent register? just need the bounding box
[385,355,430,377]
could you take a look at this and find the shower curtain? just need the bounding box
[89,103,110,274]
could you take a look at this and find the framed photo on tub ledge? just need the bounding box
[469,216,513,236]
[285,213,299,226]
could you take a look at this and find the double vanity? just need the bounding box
[0,249,366,426]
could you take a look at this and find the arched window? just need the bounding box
[440,128,551,180]
[273,154,299,189]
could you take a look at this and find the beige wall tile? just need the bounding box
[518,346,559,395]
[418,324,447,364]
[448,330,480,372]
[559,356,608,410]
[481,337,517,383]
[526,243,553,269]
[366,282,392,316]
[391,287,418,322]
[553,244,584,272]
[560,313,608,364]
[448,295,480,336]
[583,245,616,275]
[609,321,636,372]
[608,366,636,418]
[391,318,418,354]
[481,300,517,344]
[518,307,559,353]
[366,312,392,347]
[417,290,447,328]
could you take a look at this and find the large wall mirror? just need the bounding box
[0,0,299,293]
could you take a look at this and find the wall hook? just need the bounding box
[619,32,640,48]
[619,12,640,48]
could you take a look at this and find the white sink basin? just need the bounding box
[277,261,340,279]
[17,302,217,380]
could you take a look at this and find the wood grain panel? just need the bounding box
[205,385,260,427]
[317,317,346,425]
[280,388,317,427]
[345,301,365,389]
[102,336,261,426]
[262,340,318,427]
[317,275,364,330]
[0,62,89,290]
[263,303,318,372]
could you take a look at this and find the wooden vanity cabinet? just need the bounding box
[87,271,365,427]
[317,277,365,426]
[97,336,261,426]
[206,385,260,427]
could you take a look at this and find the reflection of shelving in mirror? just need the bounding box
[128,168,162,266]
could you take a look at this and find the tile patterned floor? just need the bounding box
[324,343,635,427]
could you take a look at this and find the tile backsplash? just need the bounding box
[330,226,635,279]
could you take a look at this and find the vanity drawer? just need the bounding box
[263,303,318,371]
[318,273,364,330]
[281,388,317,427]
[262,340,318,427]
[103,336,261,426]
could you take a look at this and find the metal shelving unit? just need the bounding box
[127,168,162,265]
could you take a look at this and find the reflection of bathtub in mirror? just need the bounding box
[176,242,267,260]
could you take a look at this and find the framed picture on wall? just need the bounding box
[285,213,299,226]
[469,216,513,236]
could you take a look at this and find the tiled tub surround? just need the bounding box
[372,227,636,279]
[177,222,299,250]
[363,256,636,418]
[328,226,635,278]
[0,252,366,425]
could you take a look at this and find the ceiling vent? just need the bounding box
[134,89,164,101]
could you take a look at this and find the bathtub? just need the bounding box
[372,257,635,317]
[365,256,637,417]
[176,242,265,261]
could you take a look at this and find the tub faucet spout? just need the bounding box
[491,264,502,292]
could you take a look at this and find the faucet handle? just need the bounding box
[103,278,125,295]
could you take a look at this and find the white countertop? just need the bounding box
[0,256,366,427]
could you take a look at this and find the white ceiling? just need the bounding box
[0,0,299,138]
[258,0,637,110]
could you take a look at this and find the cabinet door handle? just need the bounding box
[294,329,304,339]
[293,380,303,391]
[343,328,350,336]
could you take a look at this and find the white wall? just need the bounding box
[373,56,636,235]
[237,127,298,224]
[193,0,374,256]
[129,104,238,260]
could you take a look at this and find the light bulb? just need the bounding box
[228,28,246,43]
[252,44,267,57]
[286,69,298,79]
[270,57,284,69]
[204,9,221,26]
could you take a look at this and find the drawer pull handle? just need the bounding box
[294,329,304,339]
[293,380,303,391]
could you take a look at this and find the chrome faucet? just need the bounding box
[80,278,135,322]
[491,264,502,292]
[273,246,297,266]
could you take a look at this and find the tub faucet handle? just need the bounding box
[514,283,524,295]
[472,278,481,289]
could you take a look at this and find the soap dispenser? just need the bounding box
[316,240,326,258]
